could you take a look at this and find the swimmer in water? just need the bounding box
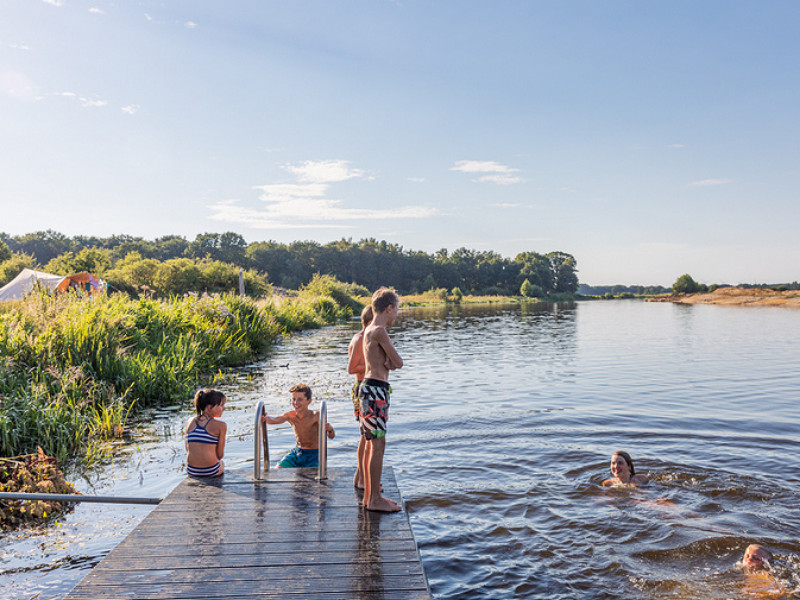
[741,544,787,599]
[602,451,649,487]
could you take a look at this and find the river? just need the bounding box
[2,299,800,599]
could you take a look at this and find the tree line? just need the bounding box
[0,230,579,297]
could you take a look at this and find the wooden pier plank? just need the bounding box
[63,467,431,600]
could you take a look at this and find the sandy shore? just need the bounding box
[648,287,800,308]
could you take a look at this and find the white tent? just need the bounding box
[0,268,65,301]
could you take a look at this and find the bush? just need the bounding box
[672,274,700,294]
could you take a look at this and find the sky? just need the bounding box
[1,1,798,286]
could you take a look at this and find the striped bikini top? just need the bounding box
[186,417,219,445]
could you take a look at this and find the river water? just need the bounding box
[2,300,800,599]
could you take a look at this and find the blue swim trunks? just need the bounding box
[277,447,319,468]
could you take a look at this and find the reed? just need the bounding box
[0,285,360,465]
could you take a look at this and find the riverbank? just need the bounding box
[648,286,800,307]
[0,276,361,467]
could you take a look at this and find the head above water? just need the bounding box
[194,388,226,415]
[372,287,399,314]
[743,544,773,571]
[361,304,374,328]
[612,451,636,476]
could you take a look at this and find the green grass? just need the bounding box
[0,284,360,466]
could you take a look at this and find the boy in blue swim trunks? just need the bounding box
[262,384,335,468]
[360,287,403,512]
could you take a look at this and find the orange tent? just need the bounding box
[56,272,104,295]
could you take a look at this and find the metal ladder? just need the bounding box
[253,400,328,481]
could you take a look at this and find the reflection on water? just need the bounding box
[2,300,799,599]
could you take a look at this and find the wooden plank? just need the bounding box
[64,467,431,600]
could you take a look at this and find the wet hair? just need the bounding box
[746,544,773,561]
[613,451,635,475]
[289,383,312,400]
[360,304,374,328]
[372,287,399,314]
[194,388,226,415]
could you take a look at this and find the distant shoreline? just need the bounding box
[648,287,800,308]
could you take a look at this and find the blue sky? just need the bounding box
[1,1,798,286]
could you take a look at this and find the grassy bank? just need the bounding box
[0,276,360,466]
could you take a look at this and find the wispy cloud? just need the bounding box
[451,160,524,185]
[687,178,731,187]
[283,159,365,183]
[490,203,521,208]
[121,104,140,115]
[52,91,108,108]
[9,42,32,51]
[210,159,439,229]
[185,21,198,29]
[407,177,426,183]
[42,0,63,6]
[668,144,686,149]
[89,7,105,15]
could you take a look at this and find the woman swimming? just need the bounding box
[185,388,227,477]
[602,451,649,487]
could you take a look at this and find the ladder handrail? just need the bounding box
[254,399,328,481]
[317,400,327,481]
[254,401,269,480]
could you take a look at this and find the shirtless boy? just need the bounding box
[348,304,373,489]
[360,287,403,512]
[262,384,335,468]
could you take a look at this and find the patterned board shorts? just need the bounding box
[358,378,391,440]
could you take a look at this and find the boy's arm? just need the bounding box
[347,334,365,375]
[377,328,403,369]
[262,411,290,425]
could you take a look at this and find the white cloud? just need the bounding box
[42,0,63,6]
[284,159,365,183]
[9,42,32,51]
[185,21,198,29]
[209,159,439,228]
[490,203,521,208]
[451,160,519,174]
[451,159,524,185]
[668,144,686,149]
[687,178,731,187]
[1,70,38,100]
[52,91,108,108]
[89,7,105,14]
[80,98,107,108]
[477,174,524,185]
[121,104,140,114]
[144,13,153,21]
[407,177,426,183]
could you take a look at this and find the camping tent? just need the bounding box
[56,272,103,294]
[0,268,65,301]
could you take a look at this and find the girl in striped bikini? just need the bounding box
[185,389,227,477]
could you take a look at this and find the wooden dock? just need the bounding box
[64,467,431,600]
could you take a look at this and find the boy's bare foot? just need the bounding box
[365,497,402,512]
[354,481,384,492]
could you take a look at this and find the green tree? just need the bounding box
[0,240,12,263]
[0,253,37,286]
[450,287,463,302]
[44,248,112,276]
[672,274,699,294]
[546,251,579,293]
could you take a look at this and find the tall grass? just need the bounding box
[0,284,360,466]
